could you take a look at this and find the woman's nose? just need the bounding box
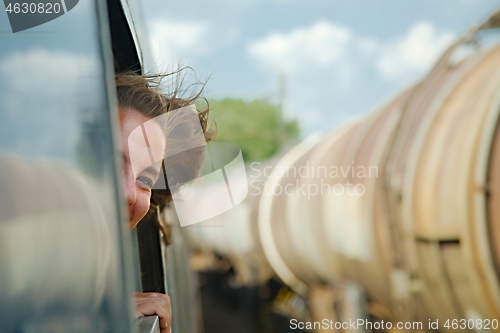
[124,165,137,206]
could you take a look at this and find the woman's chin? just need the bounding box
[128,218,139,230]
[128,211,140,230]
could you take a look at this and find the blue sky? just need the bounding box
[141,0,499,135]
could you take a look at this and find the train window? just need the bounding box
[0,1,135,332]
[105,1,169,332]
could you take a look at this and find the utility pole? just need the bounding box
[278,71,287,146]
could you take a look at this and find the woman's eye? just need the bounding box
[136,176,154,190]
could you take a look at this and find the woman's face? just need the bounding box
[118,109,166,229]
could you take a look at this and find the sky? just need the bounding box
[140,0,500,136]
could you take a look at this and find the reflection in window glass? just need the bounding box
[0,1,133,332]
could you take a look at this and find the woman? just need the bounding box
[116,72,210,333]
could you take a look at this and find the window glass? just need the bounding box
[0,1,133,332]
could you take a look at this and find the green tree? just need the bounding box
[208,98,299,162]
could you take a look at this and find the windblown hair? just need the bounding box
[115,70,213,243]
[115,69,211,137]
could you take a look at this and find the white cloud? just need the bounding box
[247,21,380,133]
[248,20,456,84]
[0,49,95,159]
[246,20,458,135]
[148,19,210,62]
[247,21,378,87]
[249,21,351,72]
[0,49,93,95]
[376,21,455,80]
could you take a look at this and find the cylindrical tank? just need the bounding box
[396,42,500,325]
[186,161,273,285]
[186,11,500,331]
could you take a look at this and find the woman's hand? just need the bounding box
[134,292,172,333]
